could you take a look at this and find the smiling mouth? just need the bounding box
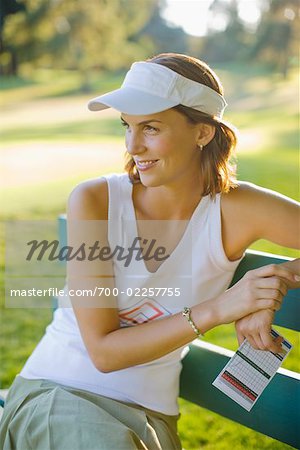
[135,160,159,170]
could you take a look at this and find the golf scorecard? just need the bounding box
[212,328,293,411]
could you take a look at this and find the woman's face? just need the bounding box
[121,109,207,188]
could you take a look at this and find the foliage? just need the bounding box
[196,0,299,77]
[1,0,299,80]
[1,0,159,80]
[202,0,250,62]
[0,0,25,75]
[250,0,299,77]
[136,2,189,55]
[0,0,25,29]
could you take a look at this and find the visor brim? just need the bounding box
[87,87,178,115]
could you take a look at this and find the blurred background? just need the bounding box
[0,0,299,448]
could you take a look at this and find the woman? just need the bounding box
[0,53,299,450]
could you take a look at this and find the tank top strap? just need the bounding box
[101,173,131,219]
[102,173,134,248]
[207,193,244,271]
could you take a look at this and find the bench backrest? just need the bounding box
[58,215,300,448]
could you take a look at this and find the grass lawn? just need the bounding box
[0,64,299,449]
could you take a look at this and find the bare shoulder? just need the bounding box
[221,181,299,256]
[223,180,271,202]
[67,177,108,220]
[222,181,299,214]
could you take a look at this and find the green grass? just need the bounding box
[0,119,125,143]
[0,64,299,449]
[0,169,121,219]
[177,397,295,450]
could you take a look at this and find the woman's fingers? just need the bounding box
[249,264,298,283]
[250,272,289,312]
[260,330,283,353]
[245,332,283,352]
[220,263,294,324]
[255,287,284,301]
[236,328,245,347]
[246,334,264,350]
[236,315,271,351]
[255,277,287,311]
[234,309,283,353]
[255,276,288,298]
[256,298,282,311]
[254,288,284,311]
[236,319,282,352]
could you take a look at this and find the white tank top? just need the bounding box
[20,173,243,415]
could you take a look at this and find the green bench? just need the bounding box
[1,215,299,448]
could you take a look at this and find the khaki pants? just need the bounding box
[0,376,182,450]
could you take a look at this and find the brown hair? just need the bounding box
[124,53,238,196]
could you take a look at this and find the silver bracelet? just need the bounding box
[182,307,204,338]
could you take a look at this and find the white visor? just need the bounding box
[88,62,227,119]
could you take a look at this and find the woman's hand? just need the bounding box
[213,263,297,326]
[277,258,300,289]
[232,259,299,353]
[235,309,283,353]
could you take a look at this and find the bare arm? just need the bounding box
[67,179,298,372]
[226,183,300,350]
[221,182,300,260]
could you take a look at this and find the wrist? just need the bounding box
[182,307,204,338]
[192,299,220,334]
[210,292,229,327]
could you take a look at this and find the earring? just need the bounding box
[197,144,203,151]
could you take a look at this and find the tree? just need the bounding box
[136,2,188,56]
[0,0,25,75]
[2,0,160,82]
[200,0,250,63]
[250,0,299,77]
[196,0,250,63]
